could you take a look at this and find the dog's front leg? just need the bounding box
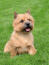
[10,48,17,58]
[27,45,37,55]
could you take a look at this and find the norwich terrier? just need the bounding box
[4,10,37,57]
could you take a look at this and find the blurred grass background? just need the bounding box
[0,0,49,65]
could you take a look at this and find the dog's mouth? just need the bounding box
[23,27,32,32]
[25,27,31,32]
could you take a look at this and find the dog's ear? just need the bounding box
[26,10,31,14]
[14,12,18,19]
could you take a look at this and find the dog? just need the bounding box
[4,10,37,57]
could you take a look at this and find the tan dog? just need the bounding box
[4,10,37,57]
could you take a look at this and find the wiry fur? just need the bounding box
[4,11,37,57]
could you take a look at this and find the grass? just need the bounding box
[0,0,49,65]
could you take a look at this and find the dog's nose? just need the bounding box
[25,22,30,26]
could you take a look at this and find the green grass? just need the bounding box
[0,0,49,65]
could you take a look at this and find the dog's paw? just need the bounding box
[28,49,37,55]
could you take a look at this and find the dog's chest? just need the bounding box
[21,34,32,44]
[11,32,33,47]
[16,33,33,46]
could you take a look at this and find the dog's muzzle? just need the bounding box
[23,22,33,32]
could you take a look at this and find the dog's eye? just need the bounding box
[20,20,24,23]
[28,19,31,21]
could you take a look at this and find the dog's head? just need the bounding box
[13,10,34,33]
